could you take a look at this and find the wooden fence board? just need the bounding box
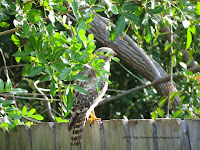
[128,119,154,150]
[185,118,200,150]
[155,118,182,150]
[103,119,128,150]
[9,129,18,150]
[0,128,7,150]
[31,123,55,150]
[55,122,76,150]
[16,125,31,150]
[82,121,102,150]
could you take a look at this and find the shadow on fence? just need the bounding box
[0,118,199,150]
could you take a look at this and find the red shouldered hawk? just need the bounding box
[68,47,115,146]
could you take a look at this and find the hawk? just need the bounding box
[68,47,115,146]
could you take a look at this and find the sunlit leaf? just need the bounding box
[5,78,12,91]
[109,26,115,42]
[0,22,10,28]
[29,114,44,120]
[27,108,36,117]
[186,29,192,50]
[11,34,20,47]
[59,68,72,80]
[22,106,27,116]
[26,9,42,23]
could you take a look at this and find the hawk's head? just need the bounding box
[97,47,116,62]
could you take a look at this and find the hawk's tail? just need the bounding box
[68,113,87,146]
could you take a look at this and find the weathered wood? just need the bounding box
[128,119,154,150]
[82,121,102,150]
[185,118,200,150]
[16,125,32,150]
[55,122,75,150]
[31,123,55,150]
[0,128,7,150]
[155,118,182,150]
[1,119,200,149]
[103,119,128,150]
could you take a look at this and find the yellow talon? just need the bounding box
[88,110,101,124]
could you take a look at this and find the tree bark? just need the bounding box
[89,14,181,107]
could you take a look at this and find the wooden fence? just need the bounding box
[0,118,199,150]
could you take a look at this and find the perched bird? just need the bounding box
[68,47,115,146]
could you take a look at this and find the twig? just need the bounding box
[0,48,10,80]
[0,64,26,69]
[107,89,126,93]
[34,80,55,122]
[99,66,200,105]
[117,61,142,82]
[21,116,42,123]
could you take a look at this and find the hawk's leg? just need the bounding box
[88,110,101,124]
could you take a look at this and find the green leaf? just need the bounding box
[37,52,48,64]
[72,84,88,95]
[67,86,73,110]
[96,79,100,93]
[0,22,10,28]
[27,66,45,77]
[8,114,21,120]
[112,57,120,62]
[29,114,44,120]
[2,100,15,107]
[12,51,30,57]
[10,88,28,94]
[123,2,139,11]
[79,29,87,42]
[27,108,36,117]
[23,3,32,11]
[5,78,12,91]
[196,2,200,15]
[22,106,27,116]
[0,97,5,103]
[189,25,196,35]
[55,117,69,122]
[39,74,50,82]
[115,15,125,36]
[0,79,4,92]
[148,6,164,14]
[5,107,18,113]
[71,0,80,21]
[50,82,56,97]
[60,56,72,66]
[110,4,118,14]
[109,26,115,42]
[145,24,152,42]
[46,66,53,76]
[26,9,43,23]
[71,75,88,81]
[11,34,20,47]
[157,108,165,117]
[165,43,173,51]
[173,110,182,118]
[124,12,140,23]
[52,5,68,12]
[59,68,72,80]
[22,21,31,36]
[186,29,192,50]
[29,36,37,50]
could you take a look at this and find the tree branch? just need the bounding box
[99,66,200,105]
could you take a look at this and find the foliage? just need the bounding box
[0,78,43,130]
[0,0,200,128]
